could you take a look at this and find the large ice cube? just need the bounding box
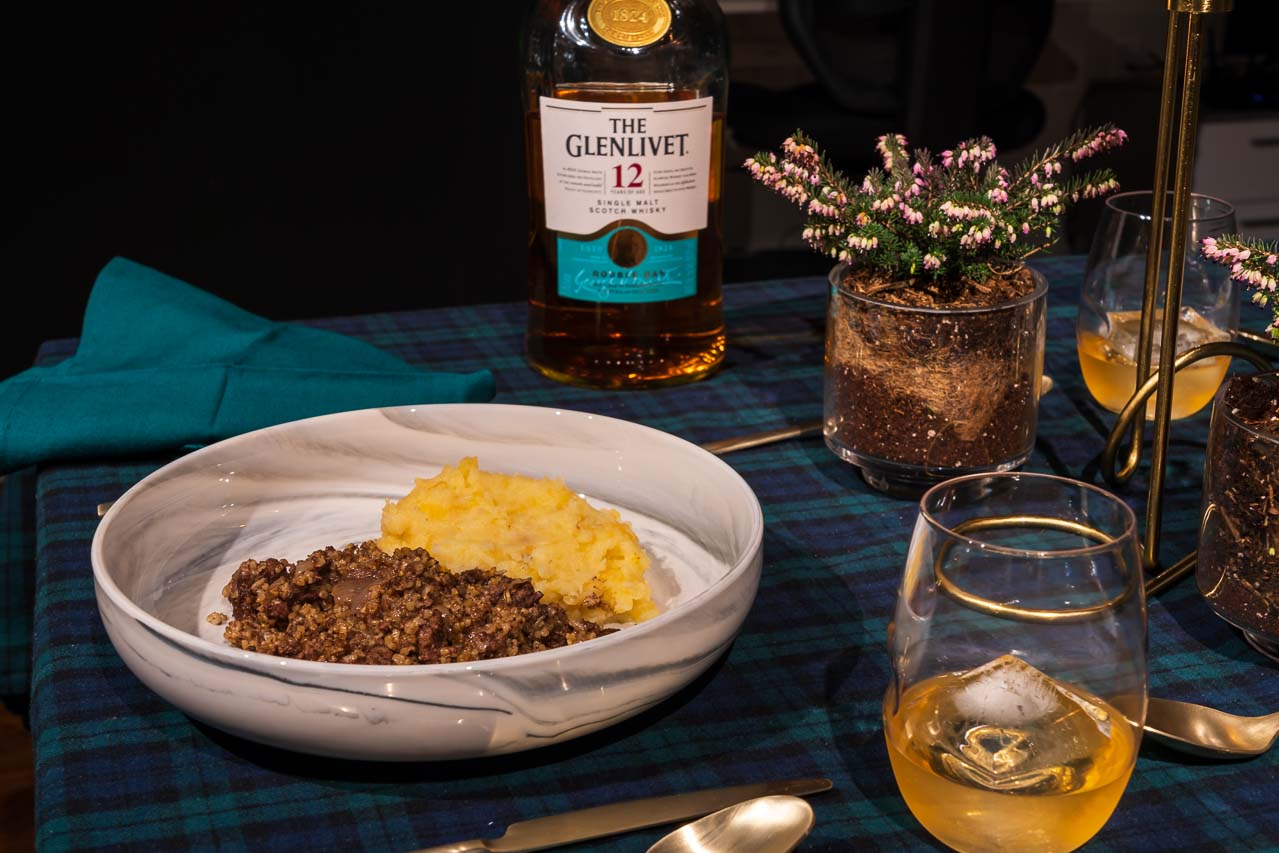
[932,655,1114,793]
[1102,307,1228,366]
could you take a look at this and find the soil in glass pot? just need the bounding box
[824,263,1047,497]
[1198,371,1279,660]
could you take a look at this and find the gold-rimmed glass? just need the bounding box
[885,472,1147,853]
[1076,191,1238,419]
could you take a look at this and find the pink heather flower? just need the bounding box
[782,136,818,169]
[807,198,841,218]
[959,225,994,248]
[1197,234,1279,306]
[939,201,992,221]
[781,162,811,185]
[875,133,909,170]
[1081,178,1120,199]
[748,124,1127,283]
[1070,127,1128,162]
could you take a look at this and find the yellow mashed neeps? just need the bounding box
[378,457,657,624]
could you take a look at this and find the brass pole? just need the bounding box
[1114,11,1186,485]
[1143,9,1207,571]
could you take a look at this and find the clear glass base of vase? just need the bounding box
[823,434,1032,499]
[1242,629,1279,663]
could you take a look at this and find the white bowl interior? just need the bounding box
[97,405,760,651]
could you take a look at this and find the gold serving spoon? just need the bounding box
[1143,696,1279,759]
[646,795,815,853]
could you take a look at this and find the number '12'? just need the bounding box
[613,163,643,188]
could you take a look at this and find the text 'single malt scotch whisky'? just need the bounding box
[523,0,728,388]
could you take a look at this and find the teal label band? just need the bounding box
[557,227,697,304]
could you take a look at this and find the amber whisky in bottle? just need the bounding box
[523,0,728,388]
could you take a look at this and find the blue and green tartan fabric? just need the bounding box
[19,256,1279,851]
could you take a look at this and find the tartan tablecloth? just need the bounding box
[14,255,1279,851]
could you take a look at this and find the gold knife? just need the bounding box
[409,777,833,853]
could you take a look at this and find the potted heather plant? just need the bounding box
[1196,235,1279,658]
[747,126,1127,495]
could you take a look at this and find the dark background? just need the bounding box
[3,4,530,379]
[2,2,1275,380]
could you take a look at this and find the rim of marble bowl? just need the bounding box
[90,403,765,677]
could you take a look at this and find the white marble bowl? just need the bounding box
[91,404,764,761]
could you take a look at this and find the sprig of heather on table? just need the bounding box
[1202,235,1279,339]
[745,125,1126,287]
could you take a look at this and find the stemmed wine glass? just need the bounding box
[884,472,1146,853]
[1076,191,1238,419]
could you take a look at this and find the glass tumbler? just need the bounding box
[885,473,1147,853]
[1076,191,1238,419]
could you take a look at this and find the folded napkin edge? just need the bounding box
[4,364,493,381]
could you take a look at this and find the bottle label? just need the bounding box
[587,0,672,48]
[557,227,696,303]
[540,93,711,304]
[539,94,712,237]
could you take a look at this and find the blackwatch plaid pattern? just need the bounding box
[15,256,1279,851]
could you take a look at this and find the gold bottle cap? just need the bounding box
[588,0,672,48]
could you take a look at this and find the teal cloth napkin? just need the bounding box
[0,257,496,472]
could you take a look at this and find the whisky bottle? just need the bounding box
[523,0,728,388]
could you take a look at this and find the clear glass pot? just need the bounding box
[824,264,1047,497]
[1197,371,1279,660]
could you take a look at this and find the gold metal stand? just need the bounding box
[1099,0,1257,593]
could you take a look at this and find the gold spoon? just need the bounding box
[698,376,1057,458]
[1144,696,1279,759]
[646,795,815,853]
[700,421,822,456]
